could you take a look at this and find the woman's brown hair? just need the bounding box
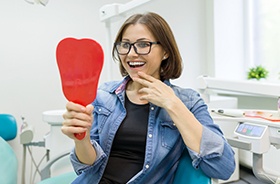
[112,12,183,80]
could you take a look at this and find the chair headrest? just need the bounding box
[0,114,17,141]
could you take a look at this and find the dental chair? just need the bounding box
[38,151,77,184]
[173,149,214,184]
[39,148,213,184]
[0,114,75,184]
[0,114,18,184]
[0,114,17,141]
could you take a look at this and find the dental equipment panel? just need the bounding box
[234,122,270,154]
[197,75,280,183]
[211,110,280,184]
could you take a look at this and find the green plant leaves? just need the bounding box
[247,65,269,80]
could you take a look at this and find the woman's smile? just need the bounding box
[127,61,146,68]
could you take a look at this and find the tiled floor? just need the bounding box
[226,165,267,184]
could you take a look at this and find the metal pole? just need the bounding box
[21,145,26,184]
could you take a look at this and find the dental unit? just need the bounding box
[198,76,280,184]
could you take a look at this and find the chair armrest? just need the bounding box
[40,150,71,180]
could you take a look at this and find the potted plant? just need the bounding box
[247,65,269,80]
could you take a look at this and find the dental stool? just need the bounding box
[0,114,18,184]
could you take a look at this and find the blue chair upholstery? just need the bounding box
[0,114,17,141]
[38,151,77,184]
[38,172,77,184]
[0,137,18,184]
[173,149,212,184]
[0,114,18,184]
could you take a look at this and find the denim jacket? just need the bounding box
[70,76,235,184]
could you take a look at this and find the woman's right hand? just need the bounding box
[61,101,94,141]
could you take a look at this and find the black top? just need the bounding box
[99,94,149,184]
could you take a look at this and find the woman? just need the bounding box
[62,12,235,183]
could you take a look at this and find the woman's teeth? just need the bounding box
[128,62,145,68]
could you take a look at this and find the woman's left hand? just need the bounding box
[132,72,178,109]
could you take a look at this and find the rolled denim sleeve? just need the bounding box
[70,139,106,175]
[188,127,235,180]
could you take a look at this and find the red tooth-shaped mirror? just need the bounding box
[56,37,104,140]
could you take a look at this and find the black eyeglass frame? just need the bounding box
[114,41,160,55]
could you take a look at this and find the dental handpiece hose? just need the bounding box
[212,109,245,117]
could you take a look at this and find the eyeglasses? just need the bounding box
[114,41,160,55]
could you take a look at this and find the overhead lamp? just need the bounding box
[99,0,151,22]
[24,0,49,6]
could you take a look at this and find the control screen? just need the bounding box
[235,123,265,137]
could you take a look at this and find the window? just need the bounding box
[248,0,280,81]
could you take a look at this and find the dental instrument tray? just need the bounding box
[211,109,280,122]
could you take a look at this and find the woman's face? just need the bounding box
[119,24,167,80]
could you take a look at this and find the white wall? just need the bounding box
[0,0,209,183]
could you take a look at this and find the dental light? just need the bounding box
[99,0,152,22]
[24,0,49,6]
